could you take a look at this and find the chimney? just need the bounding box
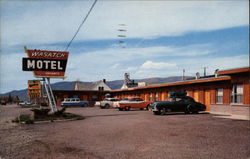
[214,69,219,78]
[195,72,200,80]
[103,79,106,83]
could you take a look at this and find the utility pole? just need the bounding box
[118,24,126,48]
[182,69,185,81]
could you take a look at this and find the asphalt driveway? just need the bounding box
[0,105,249,159]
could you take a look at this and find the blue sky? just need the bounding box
[0,0,249,93]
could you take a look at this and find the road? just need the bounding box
[0,105,249,159]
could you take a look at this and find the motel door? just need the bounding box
[194,91,199,102]
[205,90,211,111]
[82,95,88,101]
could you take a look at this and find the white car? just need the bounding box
[19,101,33,107]
[100,98,120,109]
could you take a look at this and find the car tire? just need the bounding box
[153,111,161,115]
[160,108,166,115]
[105,104,110,109]
[187,104,199,114]
[124,106,130,111]
[192,110,198,114]
[187,104,193,114]
[83,103,88,107]
[118,108,124,111]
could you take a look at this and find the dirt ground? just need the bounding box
[0,105,250,159]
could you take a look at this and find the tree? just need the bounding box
[16,96,20,103]
[8,93,13,104]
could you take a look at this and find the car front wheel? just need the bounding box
[105,104,110,109]
[160,108,166,115]
[153,111,161,115]
[124,106,130,111]
[83,103,88,107]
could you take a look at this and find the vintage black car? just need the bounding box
[150,92,206,115]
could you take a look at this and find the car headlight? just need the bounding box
[151,103,156,107]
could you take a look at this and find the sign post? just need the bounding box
[23,47,69,113]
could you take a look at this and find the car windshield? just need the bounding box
[130,98,143,101]
[121,98,129,101]
[185,97,195,102]
[64,98,70,101]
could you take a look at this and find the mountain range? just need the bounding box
[0,76,193,101]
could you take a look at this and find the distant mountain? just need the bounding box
[0,76,192,101]
[106,76,191,90]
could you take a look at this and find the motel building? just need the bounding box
[53,67,250,119]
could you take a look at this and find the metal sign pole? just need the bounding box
[43,78,53,112]
[47,78,58,112]
[43,78,58,113]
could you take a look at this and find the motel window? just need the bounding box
[216,88,223,104]
[149,93,153,101]
[92,95,97,99]
[231,84,243,104]
[98,87,104,91]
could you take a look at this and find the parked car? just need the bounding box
[19,101,33,107]
[118,97,152,111]
[150,92,206,115]
[0,100,6,105]
[61,98,89,107]
[100,98,120,109]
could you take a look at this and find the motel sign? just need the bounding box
[23,58,67,71]
[22,49,69,78]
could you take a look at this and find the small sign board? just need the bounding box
[28,80,42,98]
[23,49,69,78]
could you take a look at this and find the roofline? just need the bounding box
[218,67,250,75]
[53,90,109,93]
[110,76,231,92]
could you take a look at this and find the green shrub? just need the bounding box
[31,108,50,119]
[12,114,34,124]
[19,114,31,122]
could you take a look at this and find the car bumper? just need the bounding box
[151,106,158,112]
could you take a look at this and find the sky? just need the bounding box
[0,0,249,94]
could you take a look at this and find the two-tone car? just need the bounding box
[118,97,152,111]
[61,98,89,107]
[150,94,206,115]
[100,98,120,109]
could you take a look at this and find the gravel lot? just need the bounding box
[0,105,250,159]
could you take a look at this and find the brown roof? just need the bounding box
[111,76,231,92]
[218,67,250,75]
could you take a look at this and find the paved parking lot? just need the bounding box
[0,105,250,159]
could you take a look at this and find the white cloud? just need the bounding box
[0,44,248,93]
[1,1,248,46]
[110,63,121,69]
[140,61,176,69]
[0,53,34,93]
[123,66,138,72]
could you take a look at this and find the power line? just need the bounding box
[65,0,98,51]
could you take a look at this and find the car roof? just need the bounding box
[64,98,79,100]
